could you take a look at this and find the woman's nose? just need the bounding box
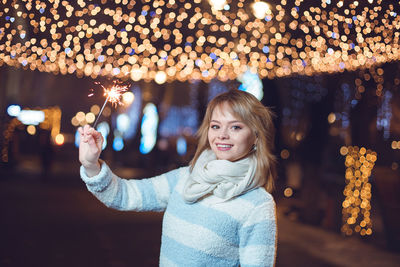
[218,129,229,139]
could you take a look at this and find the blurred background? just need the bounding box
[1,0,400,266]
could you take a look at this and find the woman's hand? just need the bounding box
[78,125,103,177]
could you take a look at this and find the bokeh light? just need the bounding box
[1,1,399,82]
[26,125,36,135]
[341,146,376,237]
[55,133,65,145]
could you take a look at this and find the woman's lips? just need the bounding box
[216,144,233,151]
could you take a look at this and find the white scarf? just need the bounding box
[183,149,260,203]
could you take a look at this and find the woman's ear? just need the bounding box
[252,132,258,151]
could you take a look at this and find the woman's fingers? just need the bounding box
[79,125,102,148]
[80,125,95,143]
[78,125,103,153]
[92,130,103,146]
[79,125,101,166]
[81,125,89,142]
[83,124,91,132]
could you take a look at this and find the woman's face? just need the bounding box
[208,103,256,161]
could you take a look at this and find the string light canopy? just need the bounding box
[1,0,400,83]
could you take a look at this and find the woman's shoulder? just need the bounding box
[236,188,276,222]
[239,186,275,206]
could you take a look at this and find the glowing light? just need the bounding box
[1,1,400,82]
[392,141,400,149]
[71,117,80,127]
[284,187,293,198]
[176,136,187,155]
[7,105,21,117]
[93,81,129,128]
[237,69,264,100]
[75,129,80,148]
[341,146,376,236]
[139,103,159,154]
[55,133,65,145]
[280,149,290,159]
[100,81,129,107]
[327,113,336,124]
[116,113,130,133]
[76,112,86,123]
[252,1,271,19]
[17,110,45,125]
[340,146,349,155]
[96,122,110,151]
[90,105,100,115]
[155,71,167,84]
[1,118,22,162]
[112,134,124,151]
[131,69,143,81]
[209,0,227,11]
[122,92,135,105]
[27,125,36,135]
[85,112,95,124]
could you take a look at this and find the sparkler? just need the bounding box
[92,81,129,128]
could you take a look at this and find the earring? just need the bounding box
[252,144,257,151]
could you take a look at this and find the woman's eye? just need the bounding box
[210,125,219,129]
[232,125,242,130]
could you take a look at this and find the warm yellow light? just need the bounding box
[71,116,80,127]
[85,112,95,124]
[280,149,290,159]
[341,146,376,237]
[55,133,65,145]
[76,111,86,122]
[295,132,303,141]
[1,0,399,82]
[27,125,36,135]
[252,1,271,19]
[155,71,167,84]
[122,92,135,105]
[208,0,226,11]
[327,113,336,124]
[284,187,293,198]
[131,68,143,81]
[340,146,349,156]
[391,141,399,149]
[90,105,100,115]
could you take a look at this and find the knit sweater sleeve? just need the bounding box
[238,197,277,267]
[80,160,186,212]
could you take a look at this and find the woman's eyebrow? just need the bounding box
[210,119,243,124]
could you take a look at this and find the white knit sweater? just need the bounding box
[80,162,277,267]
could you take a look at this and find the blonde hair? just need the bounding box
[190,89,277,192]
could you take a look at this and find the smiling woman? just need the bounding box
[78,89,277,266]
[208,102,256,162]
[191,89,277,193]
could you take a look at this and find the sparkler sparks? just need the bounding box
[92,81,129,128]
[98,81,129,107]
